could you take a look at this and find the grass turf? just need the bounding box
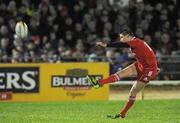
[0,100,180,123]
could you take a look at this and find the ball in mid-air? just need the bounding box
[15,21,28,39]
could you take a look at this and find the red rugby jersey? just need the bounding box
[127,38,157,68]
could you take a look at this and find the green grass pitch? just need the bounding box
[0,100,180,123]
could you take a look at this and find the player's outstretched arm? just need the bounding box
[96,41,107,47]
[96,41,130,48]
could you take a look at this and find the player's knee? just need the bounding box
[129,88,138,96]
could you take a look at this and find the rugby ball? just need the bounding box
[15,21,28,38]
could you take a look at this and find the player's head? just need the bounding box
[119,30,134,42]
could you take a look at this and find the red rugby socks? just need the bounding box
[98,73,121,85]
[120,96,136,117]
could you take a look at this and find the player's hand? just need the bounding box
[157,68,161,74]
[96,41,107,47]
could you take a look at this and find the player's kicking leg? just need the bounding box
[86,75,100,89]
[86,62,144,119]
[86,63,137,89]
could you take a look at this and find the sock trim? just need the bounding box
[114,73,121,81]
[129,96,136,101]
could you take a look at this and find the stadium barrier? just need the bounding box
[111,80,180,85]
[111,80,180,100]
[0,63,109,102]
[0,55,180,80]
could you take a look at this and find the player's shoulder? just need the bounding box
[128,37,143,45]
[133,37,144,42]
[133,38,146,46]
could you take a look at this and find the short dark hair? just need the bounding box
[120,30,134,37]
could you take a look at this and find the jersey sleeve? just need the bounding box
[107,42,130,48]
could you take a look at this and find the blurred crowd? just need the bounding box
[0,0,179,79]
